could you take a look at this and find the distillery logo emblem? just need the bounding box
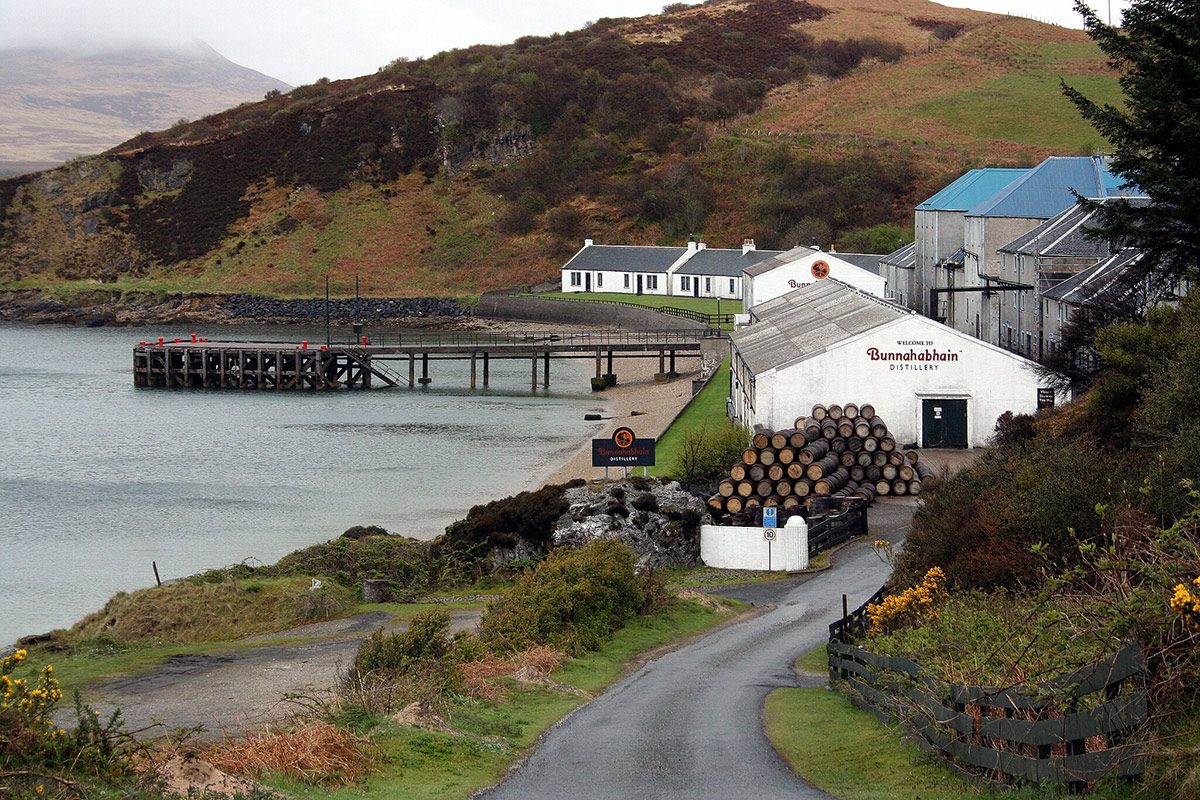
[867,340,961,372]
[810,259,830,279]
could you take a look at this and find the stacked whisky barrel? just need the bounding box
[707,403,932,524]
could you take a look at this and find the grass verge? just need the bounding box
[765,686,1139,800]
[249,596,744,799]
[649,357,731,478]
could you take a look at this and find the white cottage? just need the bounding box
[560,240,690,295]
[729,281,1056,448]
[742,246,887,310]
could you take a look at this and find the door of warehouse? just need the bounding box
[922,399,967,448]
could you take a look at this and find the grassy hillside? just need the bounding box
[0,0,1120,300]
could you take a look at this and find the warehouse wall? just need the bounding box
[752,315,1048,447]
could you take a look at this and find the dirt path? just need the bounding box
[78,609,482,739]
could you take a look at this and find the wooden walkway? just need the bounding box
[133,329,712,390]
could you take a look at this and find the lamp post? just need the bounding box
[325,274,331,348]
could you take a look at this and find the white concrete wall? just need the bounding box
[748,252,887,309]
[750,314,1049,447]
[700,516,808,571]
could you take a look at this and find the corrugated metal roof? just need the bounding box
[732,281,906,375]
[966,156,1141,219]
[742,246,819,277]
[999,197,1150,258]
[832,252,884,274]
[1043,250,1143,306]
[880,241,916,269]
[916,168,1028,212]
[675,247,784,277]
[560,244,688,274]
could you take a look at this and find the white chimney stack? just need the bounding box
[742,238,755,254]
[584,238,594,247]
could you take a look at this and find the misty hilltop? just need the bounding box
[0,44,290,175]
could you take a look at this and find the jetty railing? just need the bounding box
[826,589,1147,792]
[343,328,717,348]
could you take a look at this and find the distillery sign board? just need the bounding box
[866,339,963,372]
[592,426,656,467]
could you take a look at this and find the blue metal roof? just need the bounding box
[916,169,1028,212]
[966,156,1142,219]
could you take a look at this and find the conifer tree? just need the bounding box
[1062,0,1200,288]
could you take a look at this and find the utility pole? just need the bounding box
[325,274,331,348]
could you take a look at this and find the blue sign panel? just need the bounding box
[763,506,777,528]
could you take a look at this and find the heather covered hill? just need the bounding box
[0,0,1120,300]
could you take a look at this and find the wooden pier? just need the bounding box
[133,329,712,390]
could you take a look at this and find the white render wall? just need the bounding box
[745,252,887,309]
[749,314,1048,447]
[700,516,808,571]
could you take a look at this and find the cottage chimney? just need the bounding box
[687,239,698,252]
[698,241,707,250]
[584,238,594,247]
[829,243,837,253]
[742,238,755,254]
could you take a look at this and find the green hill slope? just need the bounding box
[0,0,1119,300]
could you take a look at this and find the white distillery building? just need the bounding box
[728,281,1056,448]
[742,246,887,310]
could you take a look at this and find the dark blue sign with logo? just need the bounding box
[592,426,656,467]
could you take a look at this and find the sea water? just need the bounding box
[0,323,606,646]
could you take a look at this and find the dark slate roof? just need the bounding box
[742,246,820,278]
[966,156,1142,219]
[917,168,1028,212]
[560,244,687,274]
[998,197,1150,259]
[674,247,784,277]
[1042,250,1144,306]
[832,252,884,275]
[880,242,916,270]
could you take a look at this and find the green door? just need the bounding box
[922,399,968,448]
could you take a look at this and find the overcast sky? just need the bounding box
[0,0,1131,86]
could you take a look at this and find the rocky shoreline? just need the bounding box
[0,288,472,327]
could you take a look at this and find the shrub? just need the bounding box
[348,609,463,706]
[264,533,432,597]
[631,492,659,513]
[866,568,947,635]
[433,480,584,580]
[671,421,750,484]
[479,540,667,655]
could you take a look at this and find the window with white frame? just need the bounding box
[570,272,581,287]
[681,275,691,291]
[596,273,602,288]
[705,277,711,293]
[647,275,658,290]
[624,273,630,288]
[729,278,735,294]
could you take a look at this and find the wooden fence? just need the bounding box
[807,501,868,558]
[826,601,1147,792]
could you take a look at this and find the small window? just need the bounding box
[596,273,602,288]
[648,275,658,290]
[681,276,690,291]
[705,277,711,293]
[570,272,581,287]
[729,278,735,294]
[624,273,630,288]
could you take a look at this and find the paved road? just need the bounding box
[482,498,916,800]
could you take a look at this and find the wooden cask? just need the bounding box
[741,447,759,465]
[753,431,772,449]
[859,403,876,420]
[787,462,806,481]
[748,464,766,482]
[730,463,747,482]
[718,480,736,497]
[726,495,744,514]
[810,403,828,421]
[737,481,755,498]
[768,463,785,482]
[875,479,891,496]
[843,402,859,420]
[759,448,777,466]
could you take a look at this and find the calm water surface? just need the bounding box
[0,323,606,646]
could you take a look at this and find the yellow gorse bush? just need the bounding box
[1169,576,1200,628]
[866,567,948,635]
[1,648,64,737]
